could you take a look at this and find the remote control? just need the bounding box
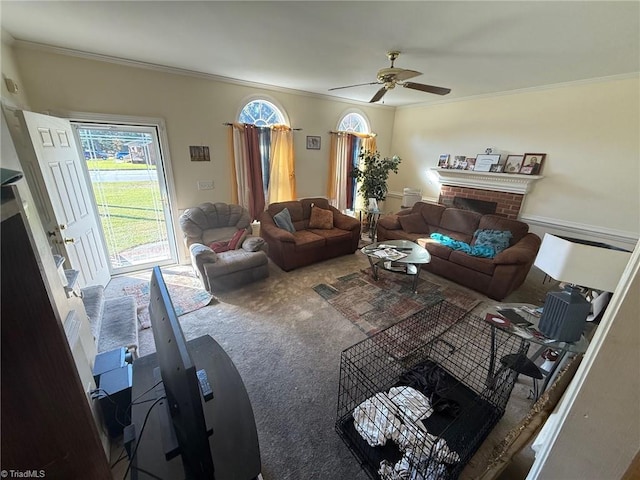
[497,309,533,327]
[197,369,214,401]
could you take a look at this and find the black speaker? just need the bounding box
[97,364,132,438]
[93,347,127,386]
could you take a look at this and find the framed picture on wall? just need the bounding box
[504,155,524,174]
[519,153,546,175]
[306,136,321,150]
[189,146,210,162]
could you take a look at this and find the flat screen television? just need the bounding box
[148,266,215,479]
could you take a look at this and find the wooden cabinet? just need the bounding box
[1,186,111,478]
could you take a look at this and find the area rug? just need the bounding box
[123,267,217,330]
[313,268,480,335]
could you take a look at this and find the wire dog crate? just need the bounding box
[336,300,529,480]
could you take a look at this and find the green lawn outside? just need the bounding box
[92,181,167,254]
[87,159,151,170]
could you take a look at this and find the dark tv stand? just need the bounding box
[130,335,261,479]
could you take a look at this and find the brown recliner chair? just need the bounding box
[179,202,269,292]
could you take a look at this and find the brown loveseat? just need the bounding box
[260,197,361,271]
[377,202,541,300]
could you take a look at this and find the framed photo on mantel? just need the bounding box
[519,153,546,175]
[504,155,524,174]
[474,154,501,172]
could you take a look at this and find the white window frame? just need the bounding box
[237,95,289,126]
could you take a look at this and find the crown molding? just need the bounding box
[11,39,638,111]
[11,39,394,110]
[397,72,640,111]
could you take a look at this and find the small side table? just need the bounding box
[359,209,381,242]
[486,303,589,400]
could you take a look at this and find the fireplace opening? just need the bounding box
[453,197,497,215]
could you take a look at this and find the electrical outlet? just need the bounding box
[197,180,214,190]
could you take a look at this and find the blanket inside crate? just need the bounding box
[340,360,503,480]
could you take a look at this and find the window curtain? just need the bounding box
[229,123,296,219]
[327,131,377,212]
[268,125,296,204]
[229,123,265,220]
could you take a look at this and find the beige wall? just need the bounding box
[11,45,395,207]
[390,77,640,245]
[1,34,30,109]
[9,44,395,261]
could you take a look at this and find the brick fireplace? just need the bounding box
[430,169,542,220]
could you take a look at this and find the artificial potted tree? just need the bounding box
[351,149,401,232]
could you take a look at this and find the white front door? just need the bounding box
[13,110,111,287]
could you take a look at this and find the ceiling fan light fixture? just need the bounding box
[330,51,451,102]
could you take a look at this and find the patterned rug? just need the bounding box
[123,267,217,330]
[313,268,480,335]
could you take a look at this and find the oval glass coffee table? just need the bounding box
[361,239,431,293]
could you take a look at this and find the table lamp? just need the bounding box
[533,234,631,342]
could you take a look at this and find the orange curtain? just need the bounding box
[268,125,296,203]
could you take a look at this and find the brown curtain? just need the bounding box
[243,124,265,220]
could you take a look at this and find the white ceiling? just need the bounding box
[2,1,639,107]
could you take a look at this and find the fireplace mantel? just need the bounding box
[430,168,543,194]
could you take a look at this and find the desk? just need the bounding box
[487,304,589,399]
[130,335,261,480]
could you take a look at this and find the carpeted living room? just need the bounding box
[2,2,639,480]
[103,247,562,480]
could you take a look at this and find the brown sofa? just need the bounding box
[377,202,541,300]
[260,197,361,271]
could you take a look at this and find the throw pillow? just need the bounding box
[242,236,266,252]
[273,207,295,233]
[398,213,428,234]
[308,205,333,229]
[228,229,248,250]
[209,241,230,253]
[473,229,513,255]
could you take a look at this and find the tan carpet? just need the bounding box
[105,252,561,480]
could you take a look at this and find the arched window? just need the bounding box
[232,99,295,215]
[239,100,286,126]
[338,112,369,133]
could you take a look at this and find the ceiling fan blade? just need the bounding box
[370,87,388,103]
[329,82,379,91]
[402,82,451,96]
[394,69,422,81]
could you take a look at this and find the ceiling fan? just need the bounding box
[329,51,451,103]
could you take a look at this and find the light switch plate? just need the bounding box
[197,180,214,190]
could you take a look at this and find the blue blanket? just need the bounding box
[430,233,496,258]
